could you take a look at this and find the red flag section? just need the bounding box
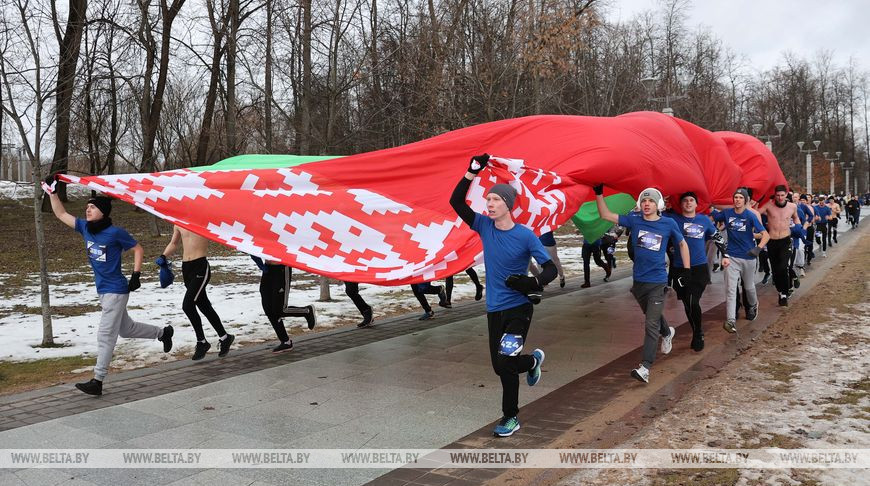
[60,112,786,284]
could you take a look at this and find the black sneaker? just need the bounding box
[746,305,758,321]
[793,276,801,288]
[159,325,174,353]
[75,378,103,396]
[441,301,453,308]
[437,287,449,308]
[712,263,720,272]
[419,310,435,321]
[218,334,234,357]
[559,276,566,288]
[778,294,788,307]
[192,341,211,361]
[690,333,704,352]
[761,273,770,285]
[305,305,317,330]
[272,341,293,353]
[580,282,591,288]
[474,284,483,301]
[357,309,374,328]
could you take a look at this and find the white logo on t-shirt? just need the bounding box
[728,217,747,232]
[637,230,663,251]
[86,241,107,262]
[683,222,704,239]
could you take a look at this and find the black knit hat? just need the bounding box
[87,196,112,218]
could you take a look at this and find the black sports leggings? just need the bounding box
[181,257,226,341]
[261,264,310,343]
[445,268,481,302]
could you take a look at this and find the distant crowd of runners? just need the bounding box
[41,167,864,438]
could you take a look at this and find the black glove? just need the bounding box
[468,154,490,174]
[505,274,543,295]
[592,183,604,196]
[41,174,58,195]
[747,246,762,258]
[128,271,141,292]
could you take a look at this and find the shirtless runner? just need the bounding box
[758,185,805,306]
[160,226,234,360]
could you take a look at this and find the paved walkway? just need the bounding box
[0,212,865,486]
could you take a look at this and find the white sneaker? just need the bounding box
[798,267,806,277]
[661,326,675,354]
[631,364,650,383]
[821,251,827,258]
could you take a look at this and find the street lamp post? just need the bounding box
[797,140,821,193]
[751,122,785,151]
[843,161,854,196]
[822,151,841,195]
[641,76,688,116]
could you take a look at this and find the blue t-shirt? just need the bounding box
[712,209,765,260]
[814,204,831,223]
[472,214,551,312]
[662,212,717,267]
[75,218,138,294]
[618,213,684,284]
[796,204,808,225]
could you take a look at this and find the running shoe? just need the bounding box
[357,309,374,328]
[159,325,174,353]
[437,287,449,308]
[690,333,704,352]
[793,276,801,288]
[272,341,293,353]
[192,341,211,361]
[559,276,566,288]
[305,305,317,330]
[778,294,788,307]
[527,349,545,386]
[474,284,484,301]
[418,310,435,321]
[746,304,758,321]
[75,378,103,396]
[660,326,675,354]
[580,282,591,289]
[493,416,521,437]
[631,364,650,383]
[218,334,234,357]
[798,267,806,277]
[723,319,737,333]
[761,273,771,285]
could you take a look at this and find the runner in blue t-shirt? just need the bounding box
[450,154,557,437]
[43,176,173,396]
[711,188,770,333]
[595,185,690,384]
[663,192,727,352]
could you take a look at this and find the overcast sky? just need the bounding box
[604,0,869,73]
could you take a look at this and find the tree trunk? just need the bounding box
[196,0,225,165]
[33,166,54,345]
[318,276,331,302]
[43,0,88,210]
[299,0,312,154]
[225,0,239,155]
[264,0,273,152]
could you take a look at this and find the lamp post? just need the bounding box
[751,122,785,151]
[843,161,854,196]
[797,140,821,193]
[822,151,841,195]
[641,75,689,116]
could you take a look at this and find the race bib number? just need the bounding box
[637,230,663,251]
[728,217,747,232]
[498,333,524,356]
[683,222,705,239]
[86,241,107,262]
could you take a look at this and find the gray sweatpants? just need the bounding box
[95,293,161,381]
[724,256,758,321]
[630,282,670,369]
[793,238,805,268]
[528,245,565,278]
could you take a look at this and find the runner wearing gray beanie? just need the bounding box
[487,184,517,210]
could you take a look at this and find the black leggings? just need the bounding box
[445,268,481,302]
[181,257,226,341]
[487,303,535,418]
[410,282,443,313]
[816,224,828,251]
[767,237,793,295]
[676,264,710,337]
[829,219,838,244]
[261,264,310,343]
[581,241,608,284]
[344,281,371,316]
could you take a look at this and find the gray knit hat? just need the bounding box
[487,183,517,210]
[733,188,750,202]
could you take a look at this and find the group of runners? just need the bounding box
[41,167,862,439]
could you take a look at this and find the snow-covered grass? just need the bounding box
[0,180,92,200]
[0,237,623,370]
